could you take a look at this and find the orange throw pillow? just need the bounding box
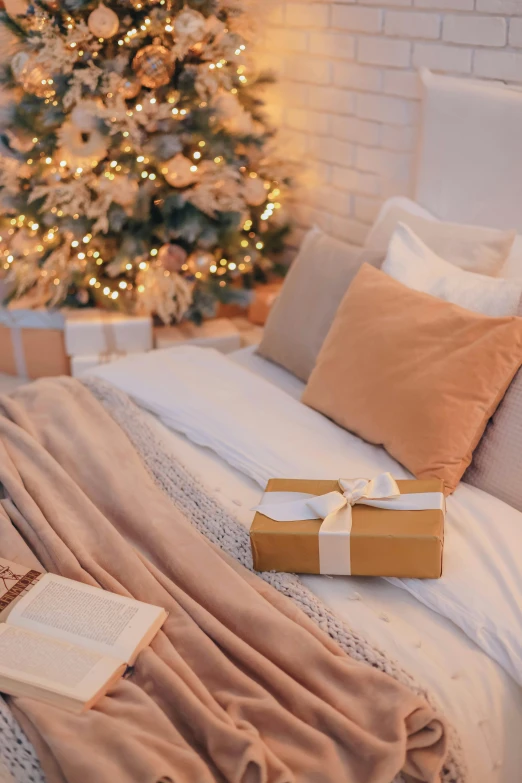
[302,264,522,493]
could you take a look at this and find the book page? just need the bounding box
[0,559,43,621]
[0,625,123,704]
[8,574,166,663]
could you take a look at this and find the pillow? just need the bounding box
[365,195,522,280]
[302,264,522,493]
[466,368,522,511]
[257,227,384,381]
[365,202,514,276]
[382,223,522,317]
[465,297,522,511]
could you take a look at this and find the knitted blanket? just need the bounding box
[0,376,466,783]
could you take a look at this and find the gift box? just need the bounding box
[0,306,69,379]
[0,304,152,379]
[0,325,70,378]
[250,474,445,578]
[64,310,152,357]
[154,318,241,354]
[65,310,152,378]
[247,283,283,326]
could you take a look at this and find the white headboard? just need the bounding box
[415,69,522,234]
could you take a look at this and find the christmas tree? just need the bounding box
[0,0,290,323]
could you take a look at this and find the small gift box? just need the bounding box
[250,473,445,578]
[64,310,152,357]
[247,283,283,326]
[0,306,69,379]
[65,310,152,378]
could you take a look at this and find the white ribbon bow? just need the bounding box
[306,473,401,526]
[253,472,444,575]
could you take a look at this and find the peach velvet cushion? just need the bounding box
[302,264,522,493]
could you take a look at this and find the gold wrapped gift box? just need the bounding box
[250,478,445,579]
[0,326,70,378]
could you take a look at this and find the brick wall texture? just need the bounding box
[255,0,522,246]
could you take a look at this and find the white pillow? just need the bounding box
[365,199,514,276]
[382,223,522,317]
[366,196,522,281]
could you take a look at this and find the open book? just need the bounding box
[0,559,167,713]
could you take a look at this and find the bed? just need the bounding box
[2,69,522,782]
[86,342,522,783]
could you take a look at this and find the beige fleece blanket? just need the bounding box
[0,377,446,783]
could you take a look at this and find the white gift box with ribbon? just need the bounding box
[64,310,153,357]
[251,473,445,577]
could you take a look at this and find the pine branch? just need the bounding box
[0,10,27,39]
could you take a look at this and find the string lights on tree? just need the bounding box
[0,0,291,323]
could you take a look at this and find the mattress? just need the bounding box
[116,346,522,783]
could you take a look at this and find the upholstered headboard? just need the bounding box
[415,69,522,234]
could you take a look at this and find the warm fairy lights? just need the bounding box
[0,0,289,322]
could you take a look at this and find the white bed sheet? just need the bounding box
[91,345,522,782]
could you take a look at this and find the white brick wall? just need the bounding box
[257,0,522,247]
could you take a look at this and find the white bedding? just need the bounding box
[92,346,522,783]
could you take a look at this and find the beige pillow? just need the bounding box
[465,300,522,510]
[302,264,522,493]
[366,203,515,276]
[258,227,384,381]
[465,368,522,509]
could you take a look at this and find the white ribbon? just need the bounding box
[9,325,28,379]
[2,312,28,379]
[253,472,445,575]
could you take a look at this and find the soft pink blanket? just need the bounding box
[0,377,446,783]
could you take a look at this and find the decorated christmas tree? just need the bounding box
[0,0,290,323]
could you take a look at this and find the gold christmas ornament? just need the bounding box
[243,174,267,207]
[133,44,174,89]
[157,243,188,272]
[121,77,141,100]
[186,249,214,278]
[15,55,52,98]
[174,8,206,42]
[87,3,120,39]
[163,153,198,188]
